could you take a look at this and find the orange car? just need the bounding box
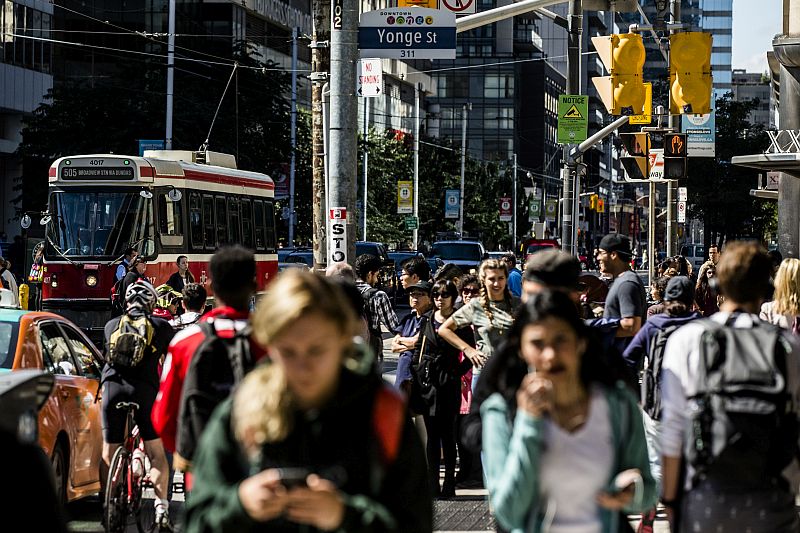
[2,309,104,503]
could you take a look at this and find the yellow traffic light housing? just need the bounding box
[590,194,598,210]
[619,132,651,180]
[591,33,646,116]
[597,198,605,213]
[669,32,713,115]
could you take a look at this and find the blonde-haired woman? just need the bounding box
[439,258,521,391]
[184,271,432,533]
[761,258,800,330]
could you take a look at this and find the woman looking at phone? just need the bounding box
[481,291,656,533]
[184,271,431,532]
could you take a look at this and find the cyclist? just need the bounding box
[101,280,176,531]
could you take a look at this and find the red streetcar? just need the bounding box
[31,150,277,342]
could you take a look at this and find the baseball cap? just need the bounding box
[598,234,632,257]
[664,276,693,304]
[407,280,432,294]
[523,249,584,291]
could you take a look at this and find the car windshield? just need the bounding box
[526,244,556,254]
[432,243,481,261]
[0,321,20,369]
[47,189,154,259]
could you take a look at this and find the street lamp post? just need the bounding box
[459,103,471,236]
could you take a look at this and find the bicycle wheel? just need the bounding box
[105,446,130,533]
[130,437,147,533]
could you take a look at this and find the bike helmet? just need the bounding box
[125,279,158,314]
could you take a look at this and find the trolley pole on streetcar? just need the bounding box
[288,27,299,247]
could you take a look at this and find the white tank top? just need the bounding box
[538,387,614,533]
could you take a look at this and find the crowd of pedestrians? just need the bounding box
[87,234,800,533]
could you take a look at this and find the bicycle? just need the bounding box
[105,401,148,533]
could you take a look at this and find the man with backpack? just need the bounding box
[169,283,207,330]
[152,246,265,477]
[101,280,176,531]
[621,276,701,532]
[660,242,800,532]
[355,254,399,364]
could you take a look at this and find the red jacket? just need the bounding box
[151,306,266,453]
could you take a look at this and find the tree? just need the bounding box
[686,94,774,248]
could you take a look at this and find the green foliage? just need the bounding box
[686,94,774,245]
[359,131,512,249]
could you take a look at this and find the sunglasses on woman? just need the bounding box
[461,288,479,296]
[432,292,453,298]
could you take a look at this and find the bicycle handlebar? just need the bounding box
[115,401,140,411]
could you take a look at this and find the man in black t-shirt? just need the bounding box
[596,234,647,353]
[101,280,176,531]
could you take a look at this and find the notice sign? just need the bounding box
[359,8,456,60]
[445,189,459,219]
[328,208,347,265]
[682,112,715,157]
[499,197,512,222]
[397,180,413,214]
[357,58,383,98]
[557,95,588,144]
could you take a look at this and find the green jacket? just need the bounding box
[184,370,432,533]
[481,382,658,533]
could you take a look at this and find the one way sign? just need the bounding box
[357,58,383,98]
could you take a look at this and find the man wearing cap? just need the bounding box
[596,233,647,349]
[392,280,433,391]
[521,249,585,304]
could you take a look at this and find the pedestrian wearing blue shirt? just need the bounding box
[503,253,522,298]
[115,247,138,281]
[392,281,433,392]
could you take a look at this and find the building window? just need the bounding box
[484,74,514,98]
[484,107,514,129]
[0,2,52,73]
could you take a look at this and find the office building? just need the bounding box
[1,0,54,235]
[731,68,772,128]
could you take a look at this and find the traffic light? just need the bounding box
[619,132,651,180]
[669,32,713,115]
[591,33,647,116]
[597,198,605,213]
[663,133,687,179]
[590,194,598,210]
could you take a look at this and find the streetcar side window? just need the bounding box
[189,193,203,250]
[202,195,215,249]
[215,196,227,246]
[241,199,254,249]
[253,200,265,251]
[228,197,242,244]
[158,193,183,243]
[264,200,276,252]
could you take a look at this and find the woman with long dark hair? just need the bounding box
[481,291,656,533]
[694,260,720,317]
[413,279,472,498]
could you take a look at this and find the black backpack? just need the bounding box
[685,316,799,487]
[176,319,254,462]
[640,324,680,421]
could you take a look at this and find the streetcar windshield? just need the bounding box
[46,190,154,258]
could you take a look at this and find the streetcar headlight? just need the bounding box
[50,273,58,288]
[86,275,98,287]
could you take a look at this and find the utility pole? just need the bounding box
[413,83,421,249]
[362,97,369,241]
[513,153,518,250]
[328,0,359,262]
[459,103,471,236]
[288,27,299,247]
[666,0,680,257]
[561,0,582,255]
[165,0,175,149]
[311,0,330,269]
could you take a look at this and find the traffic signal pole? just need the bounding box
[561,0,582,255]
[666,0,680,258]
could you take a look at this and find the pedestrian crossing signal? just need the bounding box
[619,132,651,180]
[664,133,687,179]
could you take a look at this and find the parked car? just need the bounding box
[521,238,560,264]
[680,243,706,269]
[431,240,486,273]
[3,307,105,504]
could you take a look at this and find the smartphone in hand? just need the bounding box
[278,467,311,489]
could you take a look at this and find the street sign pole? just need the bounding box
[413,82,420,249]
